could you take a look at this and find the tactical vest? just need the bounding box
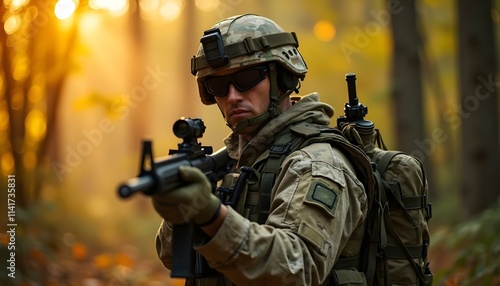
[216,122,376,285]
[218,122,374,221]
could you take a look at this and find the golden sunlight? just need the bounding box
[195,0,219,12]
[79,11,102,36]
[25,109,47,142]
[12,55,29,81]
[138,0,160,12]
[138,0,159,20]
[89,0,129,16]
[54,0,79,20]
[139,0,160,12]
[313,20,336,42]
[3,14,21,35]
[1,152,14,175]
[6,0,29,12]
[28,82,44,104]
[159,0,182,21]
[24,6,39,23]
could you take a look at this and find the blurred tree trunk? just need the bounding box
[420,44,454,164]
[0,5,28,207]
[181,0,197,116]
[390,0,424,152]
[128,0,149,147]
[35,0,81,198]
[457,0,500,218]
[0,1,80,206]
[1,5,31,208]
[390,1,434,187]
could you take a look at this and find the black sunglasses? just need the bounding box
[204,65,268,97]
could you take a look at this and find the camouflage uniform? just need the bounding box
[156,93,368,285]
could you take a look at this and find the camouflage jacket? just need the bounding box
[156,93,368,285]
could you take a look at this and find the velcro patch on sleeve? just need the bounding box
[304,181,339,217]
[298,220,325,252]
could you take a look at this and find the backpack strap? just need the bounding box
[375,151,401,175]
[374,129,388,150]
[362,167,386,286]
[256,126,313,224]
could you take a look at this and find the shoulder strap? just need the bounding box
[376,151,402,176]
[256,129,306,224]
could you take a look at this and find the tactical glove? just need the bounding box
[151,166,221,225]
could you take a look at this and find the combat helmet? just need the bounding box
[191,14,308,132]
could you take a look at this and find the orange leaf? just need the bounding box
[30,248,47,263]
[115,252,134,268]
[0,233,8,245]
[93,253,113,269]
[71,243,88,261]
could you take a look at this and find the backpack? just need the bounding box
[254,121,433,285]
[340,123,433,285]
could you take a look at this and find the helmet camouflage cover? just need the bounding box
[191,14,308,105]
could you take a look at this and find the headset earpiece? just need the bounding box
[276,65,299,91]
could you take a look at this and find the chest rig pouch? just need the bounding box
[214,124,311,222]
[215,166,259,218]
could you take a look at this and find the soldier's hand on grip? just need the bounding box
[151,166,221,225]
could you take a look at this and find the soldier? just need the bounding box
[152,14,371,285]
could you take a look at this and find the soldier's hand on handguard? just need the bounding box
[151,166,221,226]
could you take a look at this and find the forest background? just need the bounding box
[1,0,499,285]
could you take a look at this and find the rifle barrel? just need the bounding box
[118,176,155,198]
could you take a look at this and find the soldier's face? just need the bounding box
[211,65,270,133]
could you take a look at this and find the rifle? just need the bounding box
[117,117,232,280]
